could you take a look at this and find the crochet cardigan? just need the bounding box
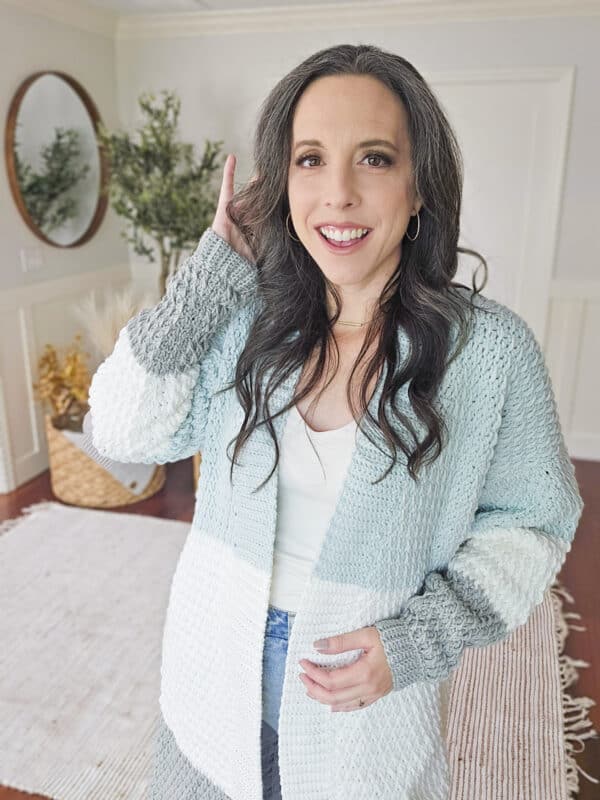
[88,228,584,800]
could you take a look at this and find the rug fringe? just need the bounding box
[0,501,62,537]
[549,579,600,796]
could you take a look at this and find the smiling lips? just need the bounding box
[317,227,372,252]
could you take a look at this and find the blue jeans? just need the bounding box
[261,604,296,800]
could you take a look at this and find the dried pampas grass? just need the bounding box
[71,283,157,360]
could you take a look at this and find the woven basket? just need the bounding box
[44,414,166,508]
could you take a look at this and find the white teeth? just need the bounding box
[319,226,369,242]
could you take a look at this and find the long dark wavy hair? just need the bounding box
[218,43,491,491]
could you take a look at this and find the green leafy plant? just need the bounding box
[14,126,90,234]
[96,90,225,297]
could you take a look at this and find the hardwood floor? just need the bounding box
[1,457,599,799]
[557,458,600,796]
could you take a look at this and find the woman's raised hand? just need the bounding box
[211,153,257,266]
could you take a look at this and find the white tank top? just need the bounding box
[268,403,358,612]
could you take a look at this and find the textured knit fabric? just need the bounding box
[74,410,157,495]
[271,403,357,611]
[88,227,584,800]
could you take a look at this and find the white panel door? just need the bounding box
[429,66,575,345]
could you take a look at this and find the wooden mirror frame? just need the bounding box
[4,70,109,248]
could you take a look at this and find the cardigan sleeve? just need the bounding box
[373,312,584,692]
[86,227,257,464]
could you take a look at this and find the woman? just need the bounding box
[88,44,584,800]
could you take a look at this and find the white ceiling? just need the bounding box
[82,0,370,11]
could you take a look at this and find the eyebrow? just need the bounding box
[293,138,399,154]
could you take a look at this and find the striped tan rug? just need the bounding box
[0,501,598,799]
[447,581,598,798]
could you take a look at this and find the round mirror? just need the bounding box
[4,71,108,247]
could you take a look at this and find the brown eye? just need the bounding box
[296,154,320,167]
[364,152,392,167]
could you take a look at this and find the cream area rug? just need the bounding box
[0,501,598,800]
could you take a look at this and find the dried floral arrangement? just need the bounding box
[32,285,155,435]
[33,334,91,432]
[71,283,156,361]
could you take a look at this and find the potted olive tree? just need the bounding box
[96,90,225,297]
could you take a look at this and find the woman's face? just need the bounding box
[287,74,422,305]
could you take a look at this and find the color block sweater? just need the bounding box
[88,227,584,800]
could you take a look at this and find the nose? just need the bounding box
[324,165,360,210]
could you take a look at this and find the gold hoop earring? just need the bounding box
[406,210,421,242]
[286,211,300,242]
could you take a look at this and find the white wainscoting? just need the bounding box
[0,272,597,495]
[546,279,600,462]
[0,264,130,494]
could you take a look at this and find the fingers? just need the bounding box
[217,153,235,215]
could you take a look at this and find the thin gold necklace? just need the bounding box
[333,319,373,327]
